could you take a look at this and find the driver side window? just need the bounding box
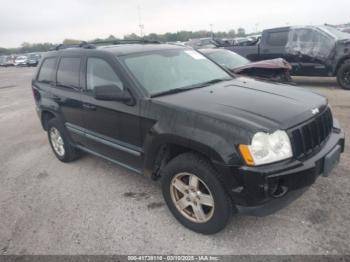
[86,58,124,92]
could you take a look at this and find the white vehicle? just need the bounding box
[14,56,28,67]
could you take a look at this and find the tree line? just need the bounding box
[0,28,247,55]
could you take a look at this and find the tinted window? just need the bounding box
[38,58,56,82]
[57,57,81,87]
[266,31,289,46]
[86,58,124,91]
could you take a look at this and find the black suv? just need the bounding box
[32,41,345,234]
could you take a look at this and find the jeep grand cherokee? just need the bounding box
[32,41,345,234]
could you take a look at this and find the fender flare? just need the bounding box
[142,132,239,177]
[334,56,350,75]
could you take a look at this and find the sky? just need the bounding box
[0,0,349,48]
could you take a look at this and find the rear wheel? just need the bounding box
[47,118,80,162]
[161,152,233,234]
[337,60,350,90]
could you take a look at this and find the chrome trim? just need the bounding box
[75,145,142,174]
[65,122,142,157]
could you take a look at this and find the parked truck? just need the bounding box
[226,25,350,90]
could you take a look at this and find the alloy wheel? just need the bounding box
[170,172,215,223]
[49,127,65,157]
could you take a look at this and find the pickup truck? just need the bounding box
[226,25,350,90]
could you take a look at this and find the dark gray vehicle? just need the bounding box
[227,25,350,89]
[27,53,42,67]
[32,41,344,234]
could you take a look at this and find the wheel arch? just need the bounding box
[334,56,350,75]
[143,134,230,180]
[41,110,57,130]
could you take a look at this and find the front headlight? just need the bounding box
[239,130,293,166]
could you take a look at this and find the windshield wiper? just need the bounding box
[193,78,231,88]
[151,78,231,98]
[151,86,195,98]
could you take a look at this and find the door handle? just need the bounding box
[82,103,97,110]
[52,95,62,102]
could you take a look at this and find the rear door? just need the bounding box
[288,28,332,76]
[51,56,86,145]
[260,29,291,61]
[80,55,143,172]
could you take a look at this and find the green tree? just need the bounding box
[62,39,83,45]
[106,35,116,40]
[123,33,141,40]
[228,29,236,38]
[0,47,11,55]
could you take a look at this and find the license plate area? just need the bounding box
[322,145,341,177]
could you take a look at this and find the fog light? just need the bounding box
[268,178,288,198]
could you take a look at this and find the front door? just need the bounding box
[81,56,142,172]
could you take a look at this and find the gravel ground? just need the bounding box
[0,67,349,255]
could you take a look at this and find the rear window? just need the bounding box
[57,57,81,88]
[266,31,289,46]
[38,57,56,82]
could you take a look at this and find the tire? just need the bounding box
[47,118,80,162]
[161,152,233,234]
[337,59,350,90]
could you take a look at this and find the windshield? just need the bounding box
[203,50,250,69]
[319,26,350,39]
[121,49,231,95]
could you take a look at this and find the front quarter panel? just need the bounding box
[141,99,251,176]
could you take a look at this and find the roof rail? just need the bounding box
[50,39,160,51]
[50,41,96,51]
[89,39,160,46]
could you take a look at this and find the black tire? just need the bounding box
[47,118,80,162]
[161,152,233,234]
[337,59,350,90]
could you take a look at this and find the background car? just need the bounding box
[0,56,6,66]
[2,56,15,67]
[26,53,42,67]
[14,55,29,67]
[199,48,292,82]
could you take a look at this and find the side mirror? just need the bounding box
[93,85,132,102]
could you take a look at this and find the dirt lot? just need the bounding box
[0,67,349,255]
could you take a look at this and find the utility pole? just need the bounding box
[138,5,144,37]
[255,23,259,33]
[209,24,213,38]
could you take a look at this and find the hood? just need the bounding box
[232,58,292,73]
[153,77,327,132]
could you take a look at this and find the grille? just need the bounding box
[289,107,333,159]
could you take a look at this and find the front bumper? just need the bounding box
[230,119,345,207]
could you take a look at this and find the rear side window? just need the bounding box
[57,57,81,88]
[266,31,289,46]
[38,57,56,82]
[86,58,124,91]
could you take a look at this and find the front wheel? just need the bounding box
[337,60,350,90]
[161,153,233,234]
